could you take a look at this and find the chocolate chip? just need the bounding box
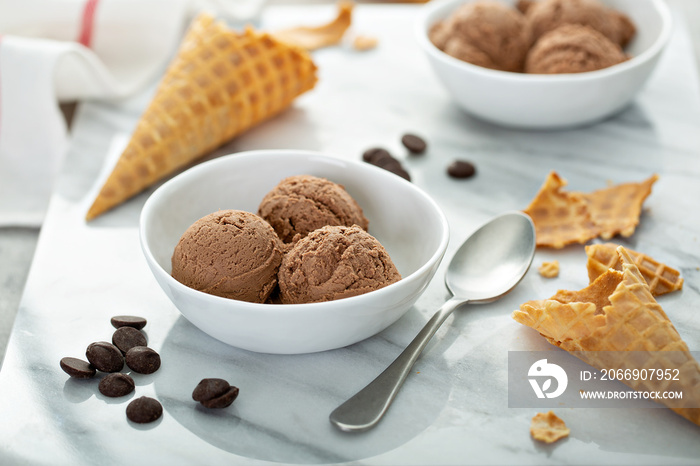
[372,154,402,171]
[125,346,161,374]
[112,327,147,354]
[86,342,124,373]
[192,378,230,402]
[401,133,427,154]
[201,386,240,409]
[126,396,162,424]
[60,357,96,379]
[99,373,135,397]
[387,166,411,181]
[363,149,400,170]
[362,147,391,163]
[447,160,476,179]
[192,379,240,409]
[110,315,147,330]
[361,145,413,182]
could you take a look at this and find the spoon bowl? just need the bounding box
[330,211,536,432]
[447,212,536,302]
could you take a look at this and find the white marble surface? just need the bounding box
[1,0,700,364]
[2,4,700,465]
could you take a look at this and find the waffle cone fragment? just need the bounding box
[586,243,683,296]
[513,246,700,426]
[274,1,354,50]
[523,172,658,248]
[583,175,658,239]
[86,14,317,220]
[530,411,570,443]
[523,171,599,248]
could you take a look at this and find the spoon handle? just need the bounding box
[329,297,465,432]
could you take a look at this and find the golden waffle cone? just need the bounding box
[523,172,599,248]
[513,246,700,426]
[586,243,683,296]
[583,175,658,240]
[86,14,318,220]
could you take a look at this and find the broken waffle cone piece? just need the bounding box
[523,172,658,247]
[86,14,317,220]
[530,411,570,443]
[583,175,658,239]
[538,260,560,278]
[586,243,683,296]
[523,171,599,248]
[274,1,353,50]
[513,246,700,426]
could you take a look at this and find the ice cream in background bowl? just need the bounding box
[417,0,672,129]
[140,151,449,354]
[522,0,636,48]
[428,1,533,73]
[524,24,629,74]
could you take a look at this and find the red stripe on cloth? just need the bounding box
[77,0,100,48]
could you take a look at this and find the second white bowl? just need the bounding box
[417,0,672,129]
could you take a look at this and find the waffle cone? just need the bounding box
[86,14,318,220]
[513,246,700,426]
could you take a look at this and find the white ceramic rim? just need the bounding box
[416,0,673,82]
[139,150,450,315]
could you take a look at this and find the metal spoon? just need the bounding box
[329,211,536,432]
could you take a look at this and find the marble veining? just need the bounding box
[1,5,700,465]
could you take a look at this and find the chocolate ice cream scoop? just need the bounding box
[429,1,532,73]
[278,225,401,304]
[171,210,284,303]
[258,175,369,243]
[525,0,635,48]
[525,24,627,74]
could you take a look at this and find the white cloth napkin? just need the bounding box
[0,0,264,227]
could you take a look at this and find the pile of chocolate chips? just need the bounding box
[362,133,477,180]
[60,315,240,425]
[60,315,164,424]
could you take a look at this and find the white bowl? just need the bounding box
[417,0,672,129]
[140,151,449,354]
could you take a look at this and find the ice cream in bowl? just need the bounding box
[417,0,672,129]
[139,150,449,354]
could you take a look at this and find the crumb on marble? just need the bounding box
[538,260,560,278]
[352,35,378,51]
[530,411,570,444]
